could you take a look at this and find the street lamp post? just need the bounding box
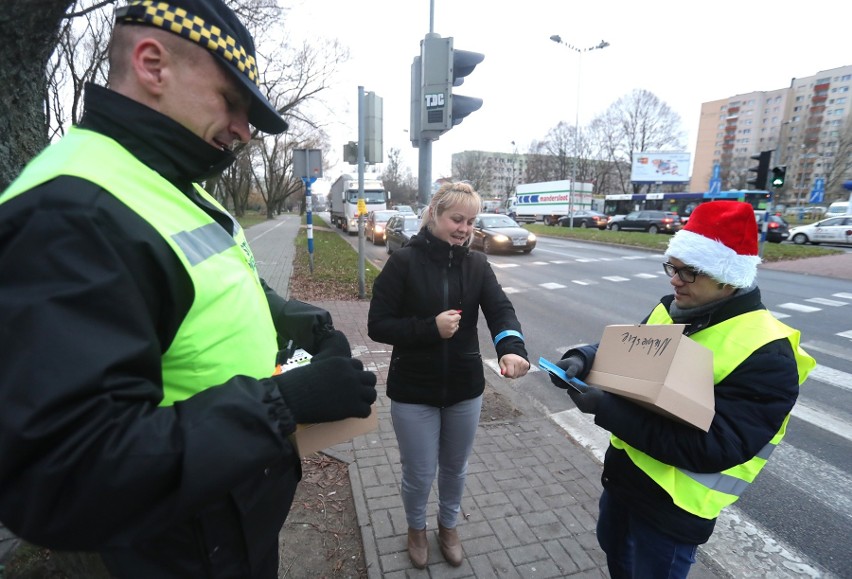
[549,35,609,228]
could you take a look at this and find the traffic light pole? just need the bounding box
[418,139,432,208]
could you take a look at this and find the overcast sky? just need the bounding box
[285,0,851,191]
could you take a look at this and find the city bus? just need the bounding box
[603,191,771,222]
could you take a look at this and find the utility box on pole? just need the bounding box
[364,91,383,164]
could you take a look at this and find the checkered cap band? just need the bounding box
[116,1,258,86]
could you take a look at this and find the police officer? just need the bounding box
[0,1,376,577]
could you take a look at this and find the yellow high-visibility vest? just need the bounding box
[2,127,278,405]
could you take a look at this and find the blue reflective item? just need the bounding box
[493,329,524,345]
[538,357,588,393]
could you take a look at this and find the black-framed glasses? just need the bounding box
[662,262,698,283]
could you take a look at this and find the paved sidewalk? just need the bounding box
[250,215,723,578]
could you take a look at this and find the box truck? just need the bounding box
[329,174,389,234]
[507,180,594,225]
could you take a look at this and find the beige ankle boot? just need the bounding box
[437,524,463,566]
[407,527,428,569]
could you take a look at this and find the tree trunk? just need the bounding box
[0,0,72,190]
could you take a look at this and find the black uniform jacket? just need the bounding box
[568,287,800,544]
[367,229,527,407]
[0,85,320,578]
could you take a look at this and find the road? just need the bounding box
[332,218,851,578]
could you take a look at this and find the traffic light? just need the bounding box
[771,165,786,189]
[747,150,771,190]
[416,34,484,140]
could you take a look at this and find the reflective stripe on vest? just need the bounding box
[2,127,278,406]
[610,304,815,519]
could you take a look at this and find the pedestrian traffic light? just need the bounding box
[771,165,786,189]
[747,150,771,190]
[417,34,484,140]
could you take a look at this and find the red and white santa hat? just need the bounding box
[665,201,762,288]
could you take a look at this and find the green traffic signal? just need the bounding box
[771,166,786,189]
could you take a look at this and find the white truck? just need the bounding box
[508,180,594,225]
[329,174,389,234]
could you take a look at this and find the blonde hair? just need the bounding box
[421,182,482,243]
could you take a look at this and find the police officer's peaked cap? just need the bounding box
[115,0,288,134]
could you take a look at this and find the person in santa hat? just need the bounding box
[548,200,815,579]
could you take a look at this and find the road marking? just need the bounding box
[801,339,852,359]
[805,364,852,393]
[491,263,519,268]
[805,297,848,306]
[539,282,567,290]
[634,273,658,279]
[777,302,822,313]
[837,330,852,340]
[767,309,791,319]
[763,443,852,528]
[833,292,852,300]
[602,276,631,282]
[793,400,852,441]
[532,261,550,265]
[576,258,600,262]
[621,255,647,260]
[571,280,597,285]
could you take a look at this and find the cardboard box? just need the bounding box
[293,405,377,457]
[585,324,715,431]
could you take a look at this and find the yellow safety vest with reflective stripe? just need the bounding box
[609,303,815,519]
[1,127,278,406]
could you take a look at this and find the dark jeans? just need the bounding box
[596,489,698,579]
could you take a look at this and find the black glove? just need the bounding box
[273,357,377,423]
[548,355,584,390]
[567,386,604,415]
[311,329,352,361]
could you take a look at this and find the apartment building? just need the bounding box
[692,64,852,207]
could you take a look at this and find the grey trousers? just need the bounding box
[391,395,483,530]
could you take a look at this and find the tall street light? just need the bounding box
[549,35,610,227]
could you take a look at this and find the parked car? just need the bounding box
[789,216,852,246]
[391,204,416,215]
[557,210,609,229]
[384,214,421,254]
[606,210,682,234]
[364,209,398,245]
[754,211,790,243]
[471,214,537,254]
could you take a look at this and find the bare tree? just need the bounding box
[452,151,491,194]
[382,147,418,206]
[593,89,686,194]
[0,0,348,195]
[0,0,75,189]
[215,144,258,216]
[46,3,111,137]
[825,115,852,202]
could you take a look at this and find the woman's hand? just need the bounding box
[436,309,462,339]
[499,354,530,379]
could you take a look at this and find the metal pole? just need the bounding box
[418,139,432,208]
[357,86,366,299]
[569,51,581,228]
[304,155,314,273]
[550,36,610,227]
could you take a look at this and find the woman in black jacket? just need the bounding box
[368,182,530,569]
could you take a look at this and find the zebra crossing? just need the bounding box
[491,255,852,343]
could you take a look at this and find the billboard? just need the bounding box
[631,151,691,184]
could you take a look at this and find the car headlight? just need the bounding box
[527,233,537,242]
[492,234,510,243]
[376,225,385,233]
